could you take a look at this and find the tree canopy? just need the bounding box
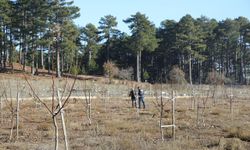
[1,1,250,84]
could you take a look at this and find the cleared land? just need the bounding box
[0,74,250,150]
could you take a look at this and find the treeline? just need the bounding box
[0,0,250,84]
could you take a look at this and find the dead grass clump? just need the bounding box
[224,126,250,142]
[69,121,82,131]
[238,130,250,142]
[219,138,246,150]
[37,123,50,131]
[210,108,223,116]
[117,137,138,150]
[199,138,220,148]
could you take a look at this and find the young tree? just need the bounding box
[124,12,158,82]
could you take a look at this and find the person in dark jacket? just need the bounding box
[129,88,136,108]
[138,87,145,109]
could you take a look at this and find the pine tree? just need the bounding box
[124,12,158,82]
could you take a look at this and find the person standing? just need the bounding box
[129,88,136,108]
[138,87,145,109]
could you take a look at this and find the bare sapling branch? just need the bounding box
[24,75,53,115]
[54,77,76,116]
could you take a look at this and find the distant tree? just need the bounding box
[155,19,178,82]
[124,12,158,82]
[61,21,80,74]
[235,17,250,84]
[176,14,206,85]
[98,15,119,62]
[81,23,100,73]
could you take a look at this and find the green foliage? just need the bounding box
[124,12,159,81]
[70,66,80,75]
[124,12,158,53]
[143,71,150,81]
[99,15,119,62]
[87,59,99,74]
[81,23,100,73]
[1,1,250,85]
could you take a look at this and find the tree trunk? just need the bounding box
[136,51,140,82]
[88,50,92,66]
[189,55,193,85]
[9,30,14,72]
[22,43,27,72]
[9,114,14,141]
[19,35,22,64]
[52,115,59,150]
[31,51,35,75]
[234,50,237,82]
[41,47,44,70]
[0,23,2,68]
[239,42,245,84]
[199,61,202,84]
[61,52,64,76]
[48,45,51,74]
[16,92,20,141]
[56,35,61,78]
[3,34,6,69]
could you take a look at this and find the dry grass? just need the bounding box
[0,76,250,149]
[37,123,51,131]
[225,126,250,142]
[0,95,249,150]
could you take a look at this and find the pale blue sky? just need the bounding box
[73,0,250,33]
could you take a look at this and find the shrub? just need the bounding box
[225,126,250,142]
[118,67,134,80]
[70,66,80,75]
[143,71,150,81]
[103,61,119,83]
[168,66,187,84]
[37,123,50,131]
[206,70,232,85]
[87,59,99,74]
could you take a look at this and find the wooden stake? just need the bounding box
[160,85,164,140]
[88,91,91,125]
[57,90,69,150]
[0,96,2,124]
[16,92,20,141]
[172,91,175,140]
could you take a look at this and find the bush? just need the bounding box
[206,70,231,85]
[168,66,187,84]
[118,67,134,80]
[103,61,119,83]
[70,66,80,75]
[143,71,150,81]
[87,59,99,74]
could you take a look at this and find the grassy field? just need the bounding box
[0,74,250,150]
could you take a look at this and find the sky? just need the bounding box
[73,0,250,33]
